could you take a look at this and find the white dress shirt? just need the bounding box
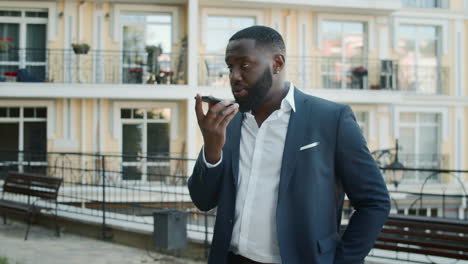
[203,83,295,263]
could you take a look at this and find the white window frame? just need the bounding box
[113,101,178,183]
[315,13,375,51]
[200,8,264,53]
[111,4,180,44]
[0,9,48,73]
[0,2,56,41]
[393,17,448,55]
[0,101,53,172]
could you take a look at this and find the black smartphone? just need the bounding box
[195,95,222,104]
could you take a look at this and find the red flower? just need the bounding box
[5,72,18,77]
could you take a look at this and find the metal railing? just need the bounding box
[0,149,466,261]
[0,48,186,85]
[200,55,450,95]
[402,0,450,8]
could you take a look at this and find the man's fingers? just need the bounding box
[194,94,204,122]
[213,103,239,126]
[219,106,239,129]
[206,100,233,120]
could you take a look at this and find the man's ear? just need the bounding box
[273,54,285,74]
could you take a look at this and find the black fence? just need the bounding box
[0,149,467,262]
[0,48,186,85]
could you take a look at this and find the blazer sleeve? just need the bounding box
[188,148,226,212]
[334,105,391,264]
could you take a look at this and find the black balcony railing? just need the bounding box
[200,55,450,95]
[0,48,187,85]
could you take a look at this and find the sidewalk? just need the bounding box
[0,220,204,264]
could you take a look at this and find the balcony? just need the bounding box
[0,49,186,85]
[200,55,450,95]
[402,0,450,8]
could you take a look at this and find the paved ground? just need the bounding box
[0,220,204,264]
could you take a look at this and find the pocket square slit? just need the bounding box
[300,142,320,151]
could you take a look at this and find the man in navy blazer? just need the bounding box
[189,26,390,264]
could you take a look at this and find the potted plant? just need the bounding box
[71,43,90,54]
[0,37,13,53]
[145,45,162,80]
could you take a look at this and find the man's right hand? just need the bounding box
[195,94,239,164]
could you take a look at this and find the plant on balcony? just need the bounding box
[71,43,90,54]
[145,45,163,81]
[0,37,13,53]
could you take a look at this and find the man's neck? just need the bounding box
[252,81,289,127]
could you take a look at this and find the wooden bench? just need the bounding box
[374,214,468,260]
[0,171,63,240]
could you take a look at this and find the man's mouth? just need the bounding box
[233,88,248,98]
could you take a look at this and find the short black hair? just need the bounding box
[229,25,285,54]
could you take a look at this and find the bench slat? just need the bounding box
[377,236,468,252]
[381,227,468,243]
[374,242,468,260]
[385,219,468,234]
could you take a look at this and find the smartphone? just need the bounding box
[195,95,222,104]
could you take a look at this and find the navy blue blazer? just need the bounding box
[188,88,390,264]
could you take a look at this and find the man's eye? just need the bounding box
[241,63,249,69]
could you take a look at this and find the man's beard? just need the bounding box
[234,67,273,113]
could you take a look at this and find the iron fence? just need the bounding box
[0,48,186,85]
[0,149,466,261]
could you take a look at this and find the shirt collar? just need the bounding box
[280,82,296,113]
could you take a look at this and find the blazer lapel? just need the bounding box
[278,88,309,201]
[230,112,243,186]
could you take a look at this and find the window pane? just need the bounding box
[322,21,341,33]
[343,22,364,34]
[23,122,47,161]
[231,17,255,28]
[147,14,171,23]
[0,23,19,50]
[147,123,170,157]
[25,12,48,18]
[0,123,19,151]
[146,24,171,53]
[122,166,142,180]
[0,107,6,117]
[207,17,230,28]
[400,113,416,122]
[9,107,19,117]
[420,113,438,123]
[147,108,171,120]
[133,109,144,119]
[36,107,47,118]
[121,109,131,119]
[121,14,146,22]
[26,24,47,62]
[122,124,143,161]
[147,165,170,182]
[24,107,34,117]
[0,11,21,17]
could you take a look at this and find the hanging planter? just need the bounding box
[0,37,13,53]
[71,43,90,54]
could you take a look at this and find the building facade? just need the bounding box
[0,0,466,199]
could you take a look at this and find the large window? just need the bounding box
[203,15,256,86]
[0,106,47,176]
[321,21,366,89]
[120,107,171,182]
[399,112,443,183]
[398,25,441,93]
[0,10,47,82]
[120,13,173,84]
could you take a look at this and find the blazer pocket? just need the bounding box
[317,233,338,255]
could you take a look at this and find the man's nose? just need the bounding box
[230,68,242,82]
